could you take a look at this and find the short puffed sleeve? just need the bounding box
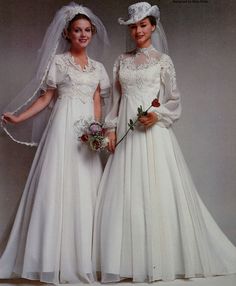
[42,54,66,91]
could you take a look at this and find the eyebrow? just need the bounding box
[129,20,148,27]
[73,25,91,29]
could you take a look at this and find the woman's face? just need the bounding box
[67,18,93,50]
[129,18,155,48]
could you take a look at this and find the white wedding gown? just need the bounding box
[93,46,236,282]
[0,52,109,284]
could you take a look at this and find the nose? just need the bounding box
[136,25,142,34]
[81,30,86,37]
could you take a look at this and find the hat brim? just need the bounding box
[118,6,159,25]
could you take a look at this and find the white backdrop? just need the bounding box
[0,0,236,245]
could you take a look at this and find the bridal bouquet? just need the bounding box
[74,118,109,151]
[74,97,160,151]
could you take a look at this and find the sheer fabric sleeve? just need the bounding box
[98,63,110,97]
[103,57,122,131]
[41,55,66,91]
[154,54,181,128]
[98,63,111,121]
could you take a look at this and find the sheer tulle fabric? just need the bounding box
[92,46,236,282]
[1,2,109,146]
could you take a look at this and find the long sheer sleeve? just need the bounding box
[98,63,111,122]
[103,57,122,130]
[154,54,181,128]
[98,63,110,96]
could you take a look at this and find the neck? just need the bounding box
[69,47,87,58]
[136,39,152,49]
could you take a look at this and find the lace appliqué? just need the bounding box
[103,118,118,129]
[159,54,177,89]
[54,53,100,103]
[118,45,162,71]
[65,52,96,73]
[116,46,162,97]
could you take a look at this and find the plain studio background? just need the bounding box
[0,0,236,254]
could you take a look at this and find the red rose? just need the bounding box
[81,134,89,142]
[152,98,160,107]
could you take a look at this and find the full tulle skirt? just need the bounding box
[93,124,236,282]
[0,97,102,283]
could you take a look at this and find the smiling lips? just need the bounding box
[79,38,88,43]
[78,39,88,45]
[136,35,144,40]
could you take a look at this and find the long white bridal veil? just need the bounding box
[1,2,109,146]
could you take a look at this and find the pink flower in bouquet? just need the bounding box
[89,122,103,135]
[74,119,109,152]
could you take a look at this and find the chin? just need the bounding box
[76,42,89,49]
[79,43,89,48]
[136,40,146,46]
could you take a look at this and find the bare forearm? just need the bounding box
[94,103,101,121]
[2,89,55,124]
[94,90,101,122]
[18,90,55,122]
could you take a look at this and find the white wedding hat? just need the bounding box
[118,2,160,25]
[118,2,168,54]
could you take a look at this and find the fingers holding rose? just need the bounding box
[139,112,158,128]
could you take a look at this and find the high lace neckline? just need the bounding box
[136,45,155,54]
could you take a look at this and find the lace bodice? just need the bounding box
[115,45,176,99]
[44,52,110,103]
[116,45,163,70]
[105,45,181,129]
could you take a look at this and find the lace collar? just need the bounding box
[64,52,96,72]
[136,45,156,55]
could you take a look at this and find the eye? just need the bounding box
[85,28,92,32]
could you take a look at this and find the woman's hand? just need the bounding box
[107,131,117,153]
[138,112,158,128]
[1,112,20,124]
[1,89,55,126]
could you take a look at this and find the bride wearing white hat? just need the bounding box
[93,1,236,283]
